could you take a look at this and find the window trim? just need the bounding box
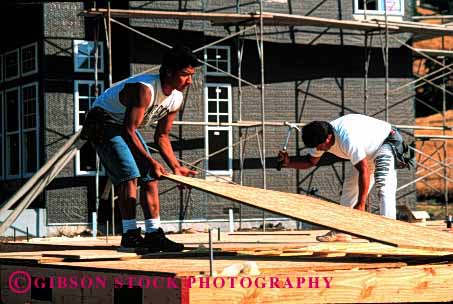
[354,0,404,16]
[204,46,231,77]
[73,40,104,73]
[21,42,39,77]
[204,83,233,176]
[74,80,105,176]
[5,86,21,180]
[21,82,39,177]
[0,91,4,180]
[4,49,20,82]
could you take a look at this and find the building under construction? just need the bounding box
[3,0,450,235]
[1,1,453,302]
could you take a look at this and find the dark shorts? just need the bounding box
[94,125,155,186]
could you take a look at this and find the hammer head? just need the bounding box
[277,122,300,171]
[284,121,301,132]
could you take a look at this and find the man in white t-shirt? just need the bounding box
[83,45,200,253]
[278,114,401,241]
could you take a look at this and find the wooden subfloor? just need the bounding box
[1,229,453,303]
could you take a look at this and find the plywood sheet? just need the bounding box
[47,257,407,276]
[41,250,138,260]
[164,174,453,251]
[187,264,453,303]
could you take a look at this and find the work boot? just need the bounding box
[143,228,184,252]
[120,228,145,251]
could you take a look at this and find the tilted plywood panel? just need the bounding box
[164,174,453,251]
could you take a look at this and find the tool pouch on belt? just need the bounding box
[80,107,106,144]
[384,127,415,170]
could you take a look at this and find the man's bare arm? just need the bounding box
[354,159,370,211]
[279,151,320,170]
[289,155,321,169]
[155,111,197,177]
[122,83,167,177]
[155,110,180,171]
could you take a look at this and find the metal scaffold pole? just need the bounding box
[93,14,100,239]
[384,0,389,122]
[440,19,450,219]
[107,1,113,88]
[236,0,244,230]
[259,0,267,231]
[442,56,450,218]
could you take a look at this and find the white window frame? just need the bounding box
[21,82,39,177]
[204,83,233,176]
[73,40,104,73]
[5,87,21,179]
[4,49,20,82]
[204,46,231,77]
[74,80,104,176]
[354,0,404,16]
[21,42,38,77]
[0,91,4,180]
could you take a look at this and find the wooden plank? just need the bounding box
[0,252,65,264]
[41,250,138,261]
[0,241,118,252]
[83,9,453,35]
[164,174,453,251]
[282,243,453,257]
[228,232,311,236]
[194,243,322,252]
[44,257,407,276]
[84,8,271,23]
[186,264,453,303]
[413,48,453,58]
[142,250,237,259]
[268,12,399,31]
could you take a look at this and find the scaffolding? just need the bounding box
[84,2,453,222]
[2,0,453,236]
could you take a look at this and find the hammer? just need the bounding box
[276,122,301,171]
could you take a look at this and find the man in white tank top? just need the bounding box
[278,114,402,242]
[87,45,200,253]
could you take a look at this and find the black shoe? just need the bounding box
[120,228,144,249]
[143,228,184,252]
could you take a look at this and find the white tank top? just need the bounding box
[92,73,183,126]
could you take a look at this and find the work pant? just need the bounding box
[339,144,397,219]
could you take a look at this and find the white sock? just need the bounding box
[145,217,161,233]
[122,219,137,234]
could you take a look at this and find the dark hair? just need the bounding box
[160,44,201,75]
[302,121,333,148]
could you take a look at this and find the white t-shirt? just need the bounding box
[308,114,391,165]
[92,73,183,126]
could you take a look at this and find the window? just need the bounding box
[355,0,404,15]
[73,40,104,72]
[204,46,230,76]
[0,92,3,180]
[5,87,21,179]
[22,83,39,177]
[74,80,104,175]
[204,84,232,175]
[4,84,39,179]
[21,42,38,76]
[4,49,19,81]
